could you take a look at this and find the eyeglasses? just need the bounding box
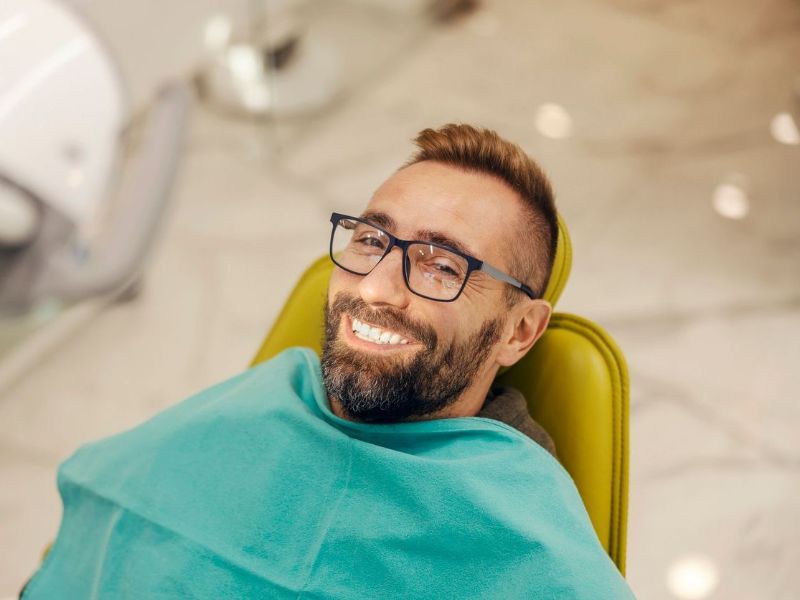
[329,212,535,302]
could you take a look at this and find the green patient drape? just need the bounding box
[24,347,634,599]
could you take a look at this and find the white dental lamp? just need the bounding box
[0,0,190,315]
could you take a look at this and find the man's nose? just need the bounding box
[358,247,410,308]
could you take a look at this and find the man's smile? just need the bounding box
[341,314,420,352]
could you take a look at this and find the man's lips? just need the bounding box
[341,314,420,352]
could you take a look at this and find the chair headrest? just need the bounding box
[543,213,572,307]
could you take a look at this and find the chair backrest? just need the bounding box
[250,214,630,575]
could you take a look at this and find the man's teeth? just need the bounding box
[351,318,409,345]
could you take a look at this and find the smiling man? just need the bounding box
[23,125,635,599]
[321,137,554,426]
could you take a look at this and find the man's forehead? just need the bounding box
[361,161,523,267]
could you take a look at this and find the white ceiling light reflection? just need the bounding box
[534,103,573,139]
[223,44,272,112]
[667,554,720,599]
[203,14,233,53]
[226,45,262,83]
[770,112,800,145]
[712,181,749,220]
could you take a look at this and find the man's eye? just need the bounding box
[430,262,461,277]
[355,235,385,249]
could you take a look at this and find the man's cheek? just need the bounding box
[328,270,356,298]
[326,282,342,316]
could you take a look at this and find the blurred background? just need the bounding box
[1,0,799,597]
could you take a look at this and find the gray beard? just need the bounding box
[320,292,502,423]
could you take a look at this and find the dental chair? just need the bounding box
[250,214,631,576]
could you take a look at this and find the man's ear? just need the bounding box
[495,299,552,368]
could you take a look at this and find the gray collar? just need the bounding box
[478,386,558,459]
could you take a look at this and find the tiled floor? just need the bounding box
[1,0,799,597]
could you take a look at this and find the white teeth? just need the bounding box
[350,316,410,345]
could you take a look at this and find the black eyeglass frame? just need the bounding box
[329,212,535,303]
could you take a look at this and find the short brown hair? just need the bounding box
[405,124,558,304]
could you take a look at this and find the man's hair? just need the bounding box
[404,124,558,305]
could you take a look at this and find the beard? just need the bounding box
[320,292,503,423]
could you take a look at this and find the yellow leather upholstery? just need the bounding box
[250,214,630,575]
[495,313,629,574]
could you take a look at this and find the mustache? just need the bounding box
[328,292,437,348]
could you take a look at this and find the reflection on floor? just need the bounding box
[1,0,799,598]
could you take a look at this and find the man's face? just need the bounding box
[321,161,525,423]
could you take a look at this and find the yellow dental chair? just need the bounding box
[250,215,630,576]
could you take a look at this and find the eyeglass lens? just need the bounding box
[331,218,469,300]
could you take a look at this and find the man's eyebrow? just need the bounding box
[359,210,395,230]
[358,210,477,258]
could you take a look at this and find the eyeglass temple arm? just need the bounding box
[479,262,536,299]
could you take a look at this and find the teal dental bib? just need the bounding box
[24,347,634,599]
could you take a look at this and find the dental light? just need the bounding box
[0,0,190,315]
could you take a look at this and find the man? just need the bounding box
[23,125,636,598]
